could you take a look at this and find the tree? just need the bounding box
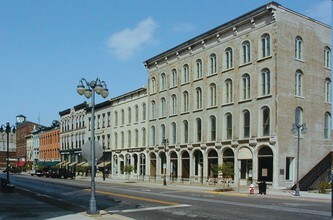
[122,164,134,181]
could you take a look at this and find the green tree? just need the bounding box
[122,164,134,181]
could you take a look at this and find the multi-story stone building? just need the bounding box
[143,2,332,188]
[59,102,88,166]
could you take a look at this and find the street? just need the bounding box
[4,174,332,220]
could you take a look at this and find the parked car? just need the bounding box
[50,168,74,179]
[29,170,36,176]
[2,167,21,174]
[35,170,43,177]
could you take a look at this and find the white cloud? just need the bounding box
[107,17,157,59]
[305,0,331,25]
[171,22,195,33]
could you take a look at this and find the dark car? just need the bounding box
[2,167,21,174]
[50,168,74,179]
[35,170,43,177]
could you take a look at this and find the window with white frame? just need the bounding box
[243,110,250,138]
[151,77,156,93]
[225,47,233,69]
[161,73,166,91]
[210,115,216,141]
[114,111,118,126]
[295,70,303,96]
[171,122,177,144]
[261,33,271,58]
[242,40,251,64]
[295,36,303,60]
[135,129,139,147]
[196,87,202,109]
[135,105,139,122]
[114,132,118,149]
[121,131,124,148]
[171,94,177,115]
[183,91,189,112]
[127,130,131,148]
[150,126,156,146]
[209,83,217,107]
[225,113,232,140]
[324,112,331,139]
[142,103,146,121]
[171,68,178,87]
[261,68,270,96]
[183,64,189,83]
[142,128,146,146]
[196,118,202,142]
[196,59,203,79]
[183,120,188,143]
[225,79,233,103]
[128,107,131,124]
[121,109,125,125]
[161,124,166,140]
[262,106,270,136]
[161,98,166,117]
[210,53,217,74]
[325,78,331,103]
[151,101,156,119]
[325,46,331,69]
[242,74,251,100]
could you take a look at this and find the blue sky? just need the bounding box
[0,0,331,126]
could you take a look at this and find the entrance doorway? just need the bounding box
[238,147,253,185]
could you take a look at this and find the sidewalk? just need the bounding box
[77,175,332,202]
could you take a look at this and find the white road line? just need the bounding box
[109,204,192,213]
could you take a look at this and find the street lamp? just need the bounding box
[291,122,307,196]
[162,138,168,186]
[77,77,108,214]
[0,123,16,185]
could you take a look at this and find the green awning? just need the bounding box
[37,161,59,167]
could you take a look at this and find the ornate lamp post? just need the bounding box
[77,78,108,214]
[291,122,307,196]
[162,138,168,186]
[0,123,16,185]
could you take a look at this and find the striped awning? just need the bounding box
[77,162,86,166]
[69,162,78,166]
[97,161,111,168]
[56,161,65,166]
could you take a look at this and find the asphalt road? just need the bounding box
[6,174,332,220]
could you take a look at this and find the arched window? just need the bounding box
[261,33,271,58]
[142,103,146,121]
[171,122,177,144]
[161,98,166,117]
[324,112,331,139]
[210,53,217,74]
[242,74,251,100]
[295,36,303,60]
[151,101,156,119]
[183,64,189,83]
[183,91,189,112]
[225,79,233,103]
[196,87,202,109]
[225,113,232,139]
[171,94,177,115]
[161,124,166,140]
[121,109,125,125]
[135,105,139,122]
[135,129,139,147]
[243,110,250,138]
[209,83,217,107]
[127,130,131,148]
[196,118,202,142]
[114,132,118,149]
[262,106,270,136]
[225,47,233,69]
[121,131,124,148]
[210,115,216,141]
[161,73,166,91]
[295,70,303,96]
[324,46,331,69]
[150,126,156,146]
[196,59,203,79]
[325,78,332,103]
[128,107,132,124]
[114,111,118,126]
[142,128,146,146]
[261,68,270,96]
[171,69,178,87]
[150,77,156,93]
[242,40,251,64]
[183,120,189,143]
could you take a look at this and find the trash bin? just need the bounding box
[258,181,266,195]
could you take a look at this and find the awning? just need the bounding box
[97,161,111,168]
[17,161,26,167]
[77,162,86,166]
[69,162,78,166]
[63,161,70,166]
[56,161,65,166]
[37,161,59,167]
[80,162,89,167]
